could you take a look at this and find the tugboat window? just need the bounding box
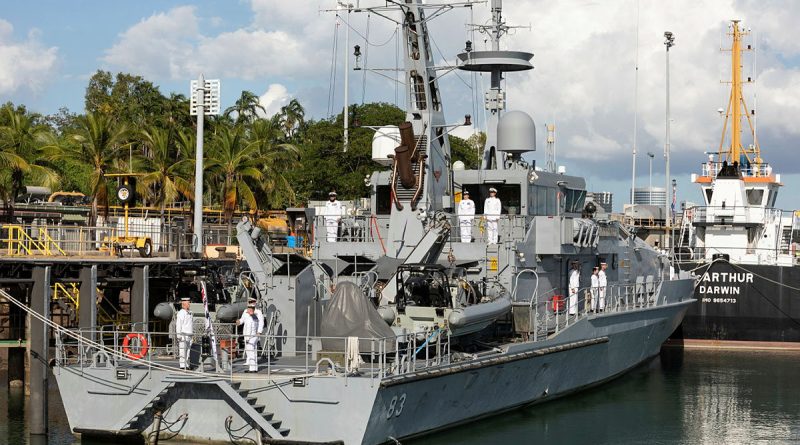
[746,188,764,206]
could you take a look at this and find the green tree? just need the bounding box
[223,91,265,126]
[278,98,305,139]
[138,127,193,217]
[0,106,59,220]
[249,119,299,208]
[84,70,168,128]
[206,126,265,236]
[50,113,130,224]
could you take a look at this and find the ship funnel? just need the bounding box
[497,111,536,154]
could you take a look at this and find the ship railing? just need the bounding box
[698,161,773,178]
[688,206,783,226]
[313,213,532,245]
[674,245,799,266]
[54,326,452,384]
[523,280,667,340]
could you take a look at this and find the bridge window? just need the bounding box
[746,188,764,206]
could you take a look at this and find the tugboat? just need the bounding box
[674,20,800,347]
[46,1,695,444]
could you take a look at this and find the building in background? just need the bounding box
[632,187,666,206]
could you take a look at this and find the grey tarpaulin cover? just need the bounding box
[321,281,396,353]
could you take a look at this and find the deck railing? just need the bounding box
[54,324,452,385]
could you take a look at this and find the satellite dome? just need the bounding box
[497,111,536,154]
[452,160,466,171]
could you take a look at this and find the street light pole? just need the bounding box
[193,74,206,255]
[664,31,675,253]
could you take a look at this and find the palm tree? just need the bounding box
[138,127,193,218]
[223,91,266,125]
[249,119,299,208]
[51,113,130,224]
[278,98,305,138]
[206,126,265,237]
[0,107,59,221]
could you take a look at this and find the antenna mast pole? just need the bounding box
[631,0,640,205]
[664,31,675,252]
[342,3,352,152]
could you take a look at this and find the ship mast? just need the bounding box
[719,20,760,167]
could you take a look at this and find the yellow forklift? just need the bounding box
[104,173,153,257]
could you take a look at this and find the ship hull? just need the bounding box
[675,259,800,345]
[54,280,694,445]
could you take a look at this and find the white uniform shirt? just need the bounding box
[591,273,599,289]
[598,270,607,287]
[240,308,265,333]
[569,269,580,290]
[484,197,502,221]
[458,198,475,220]
[176,308,193,336]
[324,200,343,222]
[239,311,264,337]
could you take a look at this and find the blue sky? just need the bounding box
[3,0,800,212]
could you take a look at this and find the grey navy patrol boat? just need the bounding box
[51,1,696,443]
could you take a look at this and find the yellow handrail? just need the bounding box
[4,225,67,256]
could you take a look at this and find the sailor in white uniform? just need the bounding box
[484,187,502,244]
[237,302,264,373]
[457,190,475,243]
[590,266,600,312]
[176,297,193,369]
[324,191,343,242]
[568,262,580,316]
[598,262,608,311]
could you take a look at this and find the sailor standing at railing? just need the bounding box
[457,190,475,243]
[598,262,607,311]
[176,297,193,370]
[568,261,580,315]
[484,188,502,244]
[590,267,600,312]
[324,191,343,242]
[237,302,264,373]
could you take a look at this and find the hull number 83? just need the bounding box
[386,393,407,418]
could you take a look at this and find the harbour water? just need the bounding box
[2,348,799,444]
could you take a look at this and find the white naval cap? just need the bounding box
[489,187,498,193]
[180,297,191,302]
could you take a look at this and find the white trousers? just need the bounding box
[598,287,606,310]
[178,335,192,369]
[459,218,473,242]
[591,287,599,311]
[325,219,338,242]
[568,288,578,315]
[486,220,498,244]
[244,336,259,371]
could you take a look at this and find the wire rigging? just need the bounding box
[327,15,341,118]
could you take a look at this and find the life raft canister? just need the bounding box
[122,332,149,360]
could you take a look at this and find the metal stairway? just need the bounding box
[120,382,176,431]
[218,381,290,438]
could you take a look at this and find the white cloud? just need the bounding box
[99,0,800,184]
[0,19,59,95]
[103,3,332,81]
[258,83,291,117]
[102,6,199,79]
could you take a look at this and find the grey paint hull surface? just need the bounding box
[54,286,692,445]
